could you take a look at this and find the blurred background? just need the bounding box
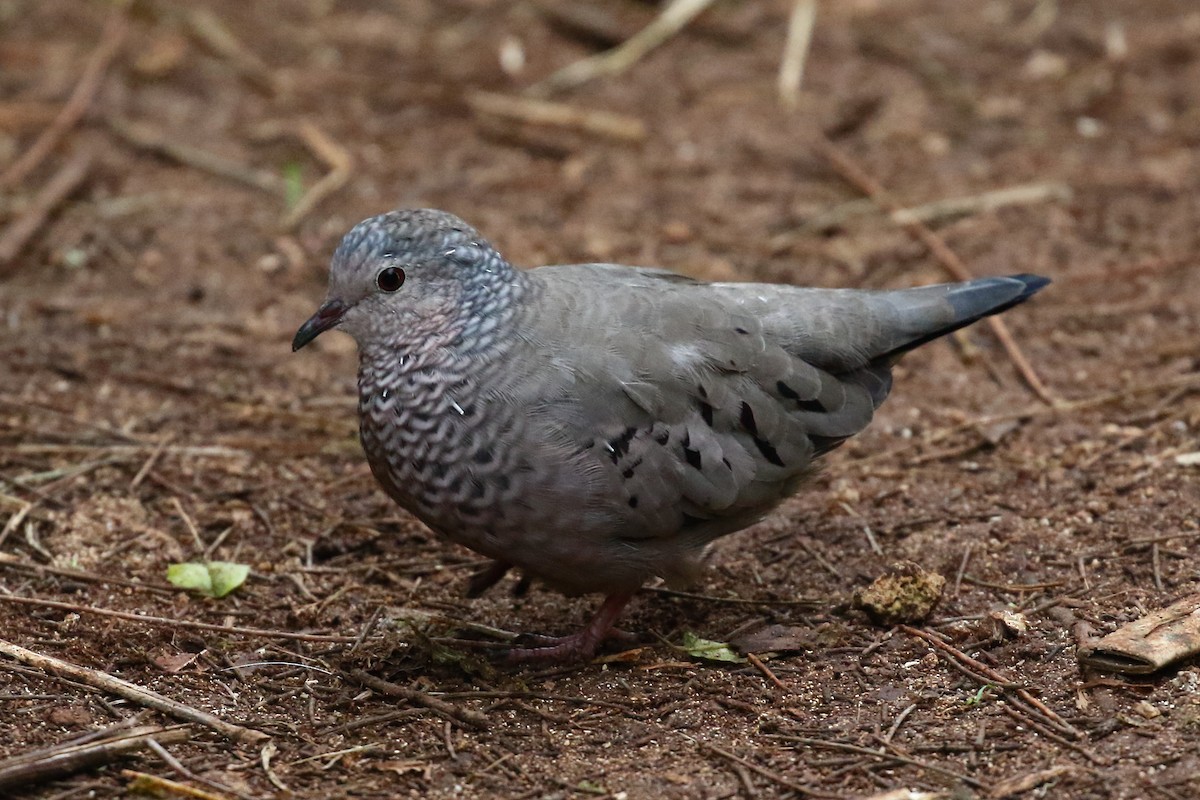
[2,1,1199,798]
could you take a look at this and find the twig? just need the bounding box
[746,652,788,692]
[122,769,234,800]
[279,121,352,230]
[184,8,279,95]
[891,182,1073,226]
[0,594,362,643]
[146,739,257,800]
[779,736,984,789]
[811,135,1057,406]
[0,724,190,791]
[171,497,205,552]
[465,90,647,143]
[106,116,284,194]
[14,442,251,458]
[0,9,127,189]
[900,625,1081,738]
[646,586,821,606]
[0,149,93,269]
[698,741,831,798]
[0,554,176,594]
[350,605,386,655]
[130,436,174,490]
[778,0,817,108]
[0,638,268,743]
[953,544,973,595]
[528,0,717,96]
[347,668,489,730]
[883,703,917,743]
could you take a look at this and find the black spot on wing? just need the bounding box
[699,400,714,427]
[754,436,785,467]
[777,380,826,412]
[683,445,702,470]
[739,401,758,437]
[606,427,638,463]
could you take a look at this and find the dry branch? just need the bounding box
[106,117,284,195]
[0,594,362,643]
[811,135,1058,405]
[778,0,817,108]
[279,122,353,230]
[466,91,647,143]
[0,149,93,270]
[0,723,190,790]
[0,638,268,743]
[185,8,279,95]
[348,669,490,730]
[0,9,127,189]
[528,0,717,96]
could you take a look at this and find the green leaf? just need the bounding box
[282,162,304,209]
[679,631,745,663]
[167,562,250,598]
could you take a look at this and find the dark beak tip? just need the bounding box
[292,299,347,353]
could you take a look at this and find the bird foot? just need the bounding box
[502,591,636,665]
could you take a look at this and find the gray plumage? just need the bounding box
[293,208,1048,661]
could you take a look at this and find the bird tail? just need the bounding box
[873,273,1050,365]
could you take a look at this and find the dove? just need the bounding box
[293,208,1048,663]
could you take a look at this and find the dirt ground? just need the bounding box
[2,0,1199,797]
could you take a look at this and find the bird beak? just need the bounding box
[292,298,348,351]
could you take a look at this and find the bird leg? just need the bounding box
[505,591,636,664]
[465,561,533,598]
[465,560,512,598]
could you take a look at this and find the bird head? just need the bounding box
[292,209,512,353]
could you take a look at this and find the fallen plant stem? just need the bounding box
[0,149,93,270]
[347,668,490,730]
[0,594,362,643]
[0,724,190,791]
[0,8,127,189]
[0,638,268,743]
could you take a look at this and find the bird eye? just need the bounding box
[376,267,405,292]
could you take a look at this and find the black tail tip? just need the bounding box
[1009,273,1052,299]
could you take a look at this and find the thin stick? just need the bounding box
[0,638,268,743]
[0,10,127,189]
[14,442,251,458]
[122,769,234,800]
[953,544,973,595]
[0,594,361,643]
[811,135,1057,406]
[146,739,257,800]
[779,736,984,789]
[184,8,278,95]
[0,724,189,791]
[466,91,647,143]
[106,116,284,195]
[699,741,830,798]
[279,121,353,230]
[0,149,93,268]
[900,625,1080,738]
[883,703,917,743]
[347,669,489,730]
[528,0,717,96]
[746,652,788,691]
[778,0,817,108]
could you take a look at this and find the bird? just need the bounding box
[292,208,1049,663]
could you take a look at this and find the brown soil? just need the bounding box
[2,1,1199,798]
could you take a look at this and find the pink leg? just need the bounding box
[505,592,636,665]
